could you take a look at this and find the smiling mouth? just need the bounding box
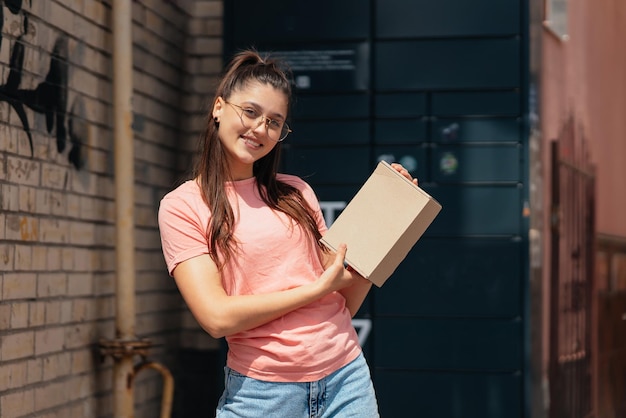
[242,135,262,149]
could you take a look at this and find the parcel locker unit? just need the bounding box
[224,1,530,416]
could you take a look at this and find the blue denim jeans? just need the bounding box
[216,353,379,418]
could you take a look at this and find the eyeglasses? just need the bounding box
[225,101,292,142]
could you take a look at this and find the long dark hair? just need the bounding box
[193,50,325,270]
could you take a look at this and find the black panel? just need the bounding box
[432,91,521,116]
[281,146,370,185]
[374,120,428,144]
[432,118,521,143]
[373,318,522,370]
[293,94,369,119]
[375,237,522,316]
[261,43,370,92]
[375,93,428,117]
[432,144,521,183]
[373,146,427,181]
[374,370,523,418]
[376,39,520,91]
[424,185,522,235]
[177,349,221,416]
[315,185,361,203]
[376,0,521,38]
[228,0,370,43]
[291,121,370,146]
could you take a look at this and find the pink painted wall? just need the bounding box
[584,0,626,237]
[542,0,626,238]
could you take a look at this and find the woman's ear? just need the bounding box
[212,97,224,121]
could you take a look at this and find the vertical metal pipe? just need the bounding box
[112,0,136,416]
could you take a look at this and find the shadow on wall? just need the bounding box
[0,0,87,169]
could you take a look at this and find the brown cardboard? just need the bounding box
[320,160,442,287]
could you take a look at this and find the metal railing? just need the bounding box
[549,117,595,418]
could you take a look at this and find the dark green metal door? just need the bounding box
[224,1,530,416]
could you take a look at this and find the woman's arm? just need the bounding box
[319,249,371,317]
[173,244,355,339]
[338,269,372,317]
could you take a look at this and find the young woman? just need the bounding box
[158,50,417,417]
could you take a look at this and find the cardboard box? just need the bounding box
[320,161,442,287]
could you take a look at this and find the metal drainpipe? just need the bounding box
[111,0,137,415]
[96,2,170,418]
[98,2,175,417]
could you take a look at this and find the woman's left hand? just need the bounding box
[390,163,418,186]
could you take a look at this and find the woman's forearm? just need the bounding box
[175,245,353,338]
[198,281,328,338]
[338,273,373,317]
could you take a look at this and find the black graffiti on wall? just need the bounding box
[0,0,84,169]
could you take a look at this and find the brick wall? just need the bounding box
[0,1,223,417]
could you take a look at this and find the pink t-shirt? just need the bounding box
[158,175,361,382]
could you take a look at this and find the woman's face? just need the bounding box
[212,81,289,180]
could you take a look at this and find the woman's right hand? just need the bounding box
[317,244,355,293]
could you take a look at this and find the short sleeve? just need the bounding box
[158,194,210,276]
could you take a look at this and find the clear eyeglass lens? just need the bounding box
[277,123,290,141]
[230,102,291,141]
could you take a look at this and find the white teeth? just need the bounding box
[243,137,261,148]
